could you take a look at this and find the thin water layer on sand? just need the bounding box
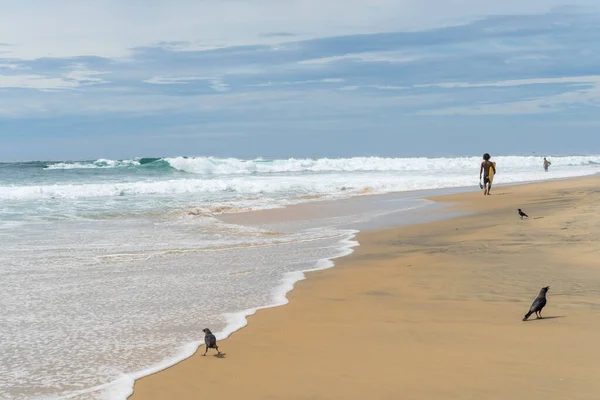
[220,187,472,232]
[1,213,360,400]
[1,192,452,400]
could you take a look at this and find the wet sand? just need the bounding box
[130,176,600,400]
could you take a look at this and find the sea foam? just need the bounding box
[4,156,600,202]
[71,230,359,400]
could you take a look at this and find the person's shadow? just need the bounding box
[213,353,227,359]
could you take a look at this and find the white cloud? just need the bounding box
[63,64,110,85]
[249,78,344,87]
[0,63,28,70]
[1,0,598,60]
[0,64,109,90]
[505,54,551,63]
[336,84,409,91]
[0,74,79,90]
[208,78,230,92]
[0,89,304,118]
[415,75,600,89]
[144,76,230,92]
[299,52,419,65]
[417,75,600,115]
[417,102,553,116]
[372,85,410,90]
[0,85,450,119]
[144,76,206,85]
[298,55,356,65]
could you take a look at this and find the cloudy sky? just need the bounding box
[1,0,600,160]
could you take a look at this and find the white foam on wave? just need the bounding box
[52,341,202,400]
[2,160,599,202]
[219,230,358,335]
[54,229,359,400]
[44,159,140,170]
[38,155,600,175]
[164,155,600,175]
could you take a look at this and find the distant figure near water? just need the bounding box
[479,153,496,196]
[543,157,551,172]
[523,286,550,321]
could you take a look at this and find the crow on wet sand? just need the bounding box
[518,209,529,219]
[523,286,549,321]
[202,328,220,355]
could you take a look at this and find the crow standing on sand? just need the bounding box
[523,286,550,321]
[518,209,529,219]
[202,328,220,355]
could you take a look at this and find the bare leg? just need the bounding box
[216,346,220,354]
[203,346,208,356]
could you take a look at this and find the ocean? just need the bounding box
[1,155,599,399]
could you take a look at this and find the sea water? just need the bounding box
[1,155,599,399]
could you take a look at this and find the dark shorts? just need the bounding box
[484,176,490,185]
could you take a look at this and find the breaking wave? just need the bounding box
[40,155,600,175]
[44,159,142,170]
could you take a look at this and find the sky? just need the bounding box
[1,0,600,161]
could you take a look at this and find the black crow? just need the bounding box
[202,328,220,355]
[518,209,529,219]
[523,286,549,321]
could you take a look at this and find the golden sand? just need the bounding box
[131,177,600,400]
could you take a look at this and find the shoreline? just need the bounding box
[116,189,461,399]
[66,231,361,400]
[129,175,600,400]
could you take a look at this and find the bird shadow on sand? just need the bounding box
[523,316,565,322]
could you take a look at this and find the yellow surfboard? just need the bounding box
[488,162,496,183]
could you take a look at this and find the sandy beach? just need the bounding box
[130,176,600,400]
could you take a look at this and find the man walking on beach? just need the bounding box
[543,157,551,172]
[480,153,496,195]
